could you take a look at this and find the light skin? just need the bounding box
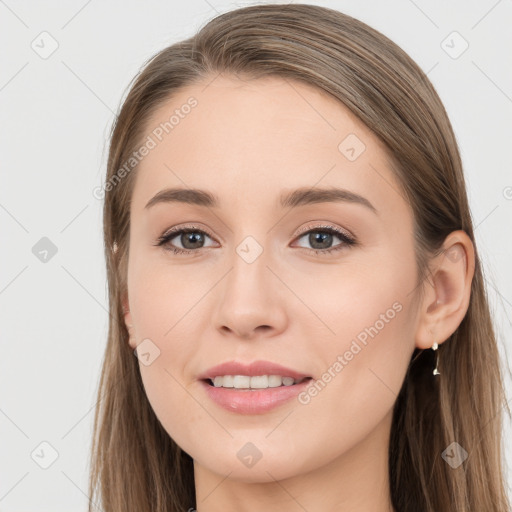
[122,73,475,512]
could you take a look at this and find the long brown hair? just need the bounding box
[89,4,511,511]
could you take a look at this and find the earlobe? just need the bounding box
[414,230,475,350]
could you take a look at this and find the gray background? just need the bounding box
[1,0,511,510]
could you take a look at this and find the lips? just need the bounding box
[197,360,314,414]
[197,360,312,382]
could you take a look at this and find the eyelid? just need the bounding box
[161,223,219,242]
[293,222,355,240]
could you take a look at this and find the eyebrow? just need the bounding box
[144,186,377,214]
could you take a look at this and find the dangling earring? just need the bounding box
[432,342,440,376]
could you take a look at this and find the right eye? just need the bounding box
[155,227,218,255]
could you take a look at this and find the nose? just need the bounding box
[211,248,288,341]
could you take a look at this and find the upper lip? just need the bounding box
[197,360,311,381]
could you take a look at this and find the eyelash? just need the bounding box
[154,224,357,256]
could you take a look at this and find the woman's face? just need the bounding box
[123,74,421,482]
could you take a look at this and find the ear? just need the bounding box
[122,294,137,350]
[414,230,475,349]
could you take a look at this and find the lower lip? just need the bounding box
[200,378,313,414]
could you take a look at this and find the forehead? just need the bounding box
[131,74,405,216]
[143,73,379,156]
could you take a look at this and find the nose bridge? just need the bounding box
[211,231,286,337]
[228,232,273,301]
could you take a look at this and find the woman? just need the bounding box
[88,4,511,511]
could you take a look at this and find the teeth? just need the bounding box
[211,375,304,389]
[268,375,282,387]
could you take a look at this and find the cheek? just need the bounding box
[282,254,414,351]
[128,262,201,377]
[286,250,417,407]
[128,252,213,342]
[127,257,213,443]
[138,360,204,443]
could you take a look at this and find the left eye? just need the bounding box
[156,225,356,256]
[293,226,356,253]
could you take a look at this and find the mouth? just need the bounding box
[202,375,314,390]
[197,360,314,413]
